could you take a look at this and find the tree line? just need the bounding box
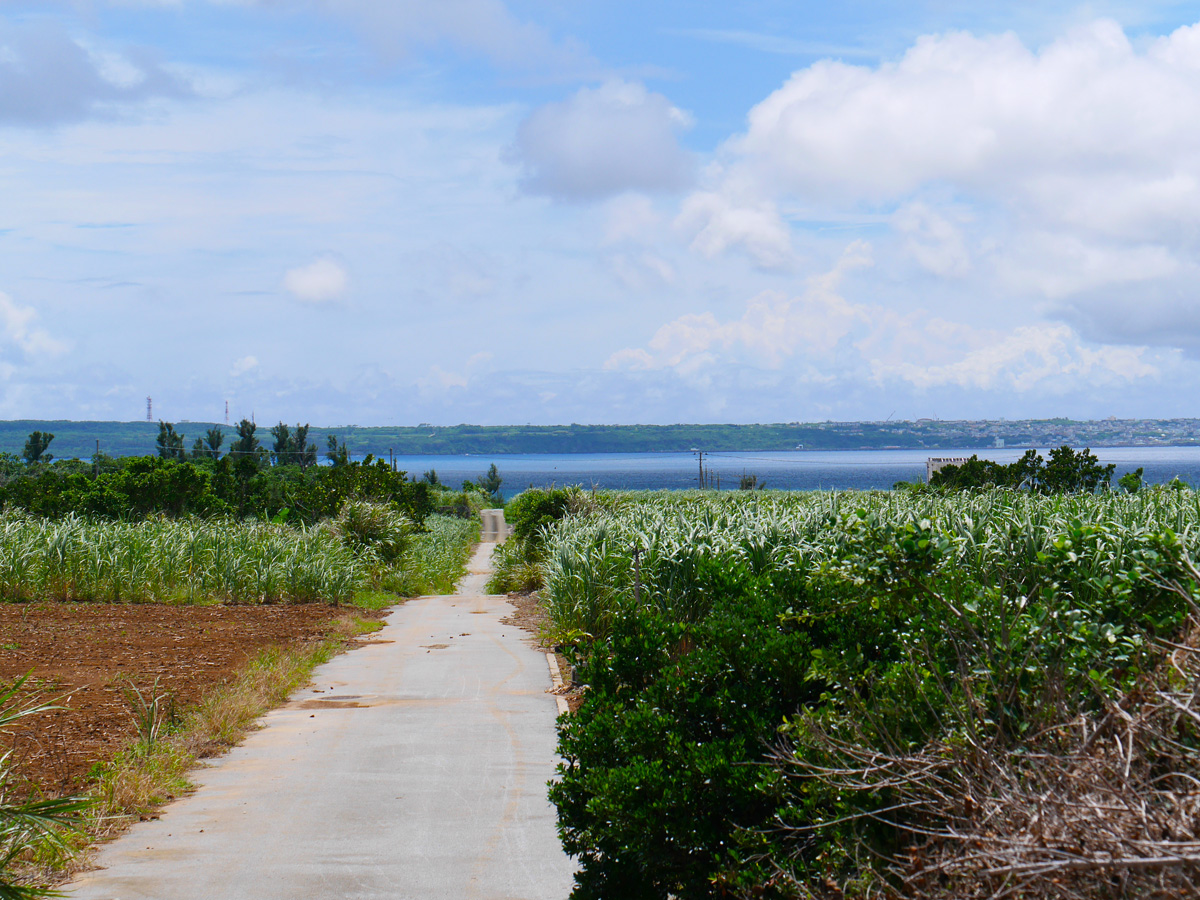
[154,419,349,468]
[5,424,509,525]
[4,424,428,525]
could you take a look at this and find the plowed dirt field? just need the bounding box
[0,602,355,796]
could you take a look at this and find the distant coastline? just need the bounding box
[2,417,1199,460]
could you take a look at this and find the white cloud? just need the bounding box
[723,20,1200,205]
[230,355,258,377]
[606,252,676,291]
[675,189,793,269]
[0,292,69,358]
[511,80,694,202]
[689,18,1200,347]
[870,323,1160,392]
[315,0,591,71]
[607,241,1162,396]
[417,352,492,393]
[607,243,872,370]
[892,201,972,278]
[0,19,188,125]
[283,257,348,304]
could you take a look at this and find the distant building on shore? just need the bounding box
[926,457,972,482]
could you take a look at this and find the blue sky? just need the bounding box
[3,1,1200,426]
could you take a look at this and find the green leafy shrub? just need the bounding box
[486,487,585,594]
[544,489,1200,897]
[552,555,817,899]
[0,455,433,528]
[325,499,411,563]
[506,487,578,549]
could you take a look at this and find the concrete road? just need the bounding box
[67,543,575,900]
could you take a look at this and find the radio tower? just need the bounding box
[225,400,229,426]
[146,397,152,422]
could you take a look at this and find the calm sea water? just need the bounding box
[393,447,1200,500]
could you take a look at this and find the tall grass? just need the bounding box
[541,488,1200,638]
[0,509,482,606]
[381,514,480,596]
[0,512,367,604]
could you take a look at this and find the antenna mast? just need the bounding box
[225,400,229,426]
[146,396,152,422]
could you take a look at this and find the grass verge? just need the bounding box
[20,611,384,888]
[90,612,381,837]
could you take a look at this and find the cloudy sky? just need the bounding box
[3,1,1200,426]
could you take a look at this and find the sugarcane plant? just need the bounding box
[0,676,87,900]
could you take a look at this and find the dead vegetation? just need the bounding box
[770,560,1200,899]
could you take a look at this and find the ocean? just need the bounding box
[391,446,1200,499]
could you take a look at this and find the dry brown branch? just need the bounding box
[769,586,1200,898]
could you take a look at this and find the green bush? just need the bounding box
[552,555,816,899]
[506,487,578,549]
[325,499,411,563]
[0,455,433,528]
[545,490,1198,897]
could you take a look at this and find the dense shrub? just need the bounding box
[487,487,584,593]
[0,456,432,528]
[323,499,411,563]
[507,487,578,548]
[546,490,1199,898]
[552,555,817,899]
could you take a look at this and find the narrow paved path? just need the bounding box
[67,543,575,900]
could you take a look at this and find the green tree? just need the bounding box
[931,447,1113,494]
[294,424,317,469]
[738,471,766,490]
[21,431,53,464]
[326,434,349,467]
[1119,467,1145,493]
[203,426,224,459]
[156,421,185,460]
[1041,445,1115,493]
[229,419,264,463]
[270,422,293,465]
[476,463,502,502]
[271,423,317,468]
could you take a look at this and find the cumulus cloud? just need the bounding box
[607,241,1161,396]
[724,20,1200,205]
[675,190,793,269]
[0,292,69,357]
[511,80,694,202]
[607,243,872,370]
[283,257,348,304]
[687,19,1200,347]
[0,18,188,125]
[867,321,1160,392]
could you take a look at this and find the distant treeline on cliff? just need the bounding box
[3,417,1199,460]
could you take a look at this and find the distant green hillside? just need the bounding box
[1,417,1198,459]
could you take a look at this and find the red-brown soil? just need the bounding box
[0,602,350,797]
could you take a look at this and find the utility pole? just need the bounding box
[692,448,705,489]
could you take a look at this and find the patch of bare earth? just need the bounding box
[0,602,381,797]
[500,591,583,713]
